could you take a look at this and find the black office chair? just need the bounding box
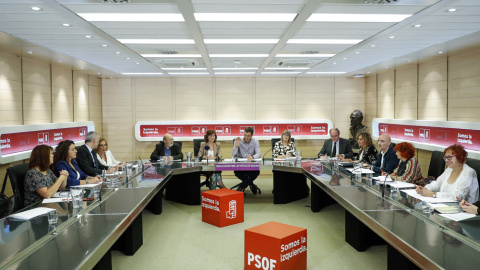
[5,163,29,212]
[428,151,446,180]
[271,138,295,157]
[194,139,212,188]
[466,158,480,188]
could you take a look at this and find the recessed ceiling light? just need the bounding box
[276,54,335,58]
[215,72,256,75]
[355,51,360,54]
[307,72,346,74]
[162,68,207,71]
[261,72,302,75]
[385,67,388,69]
[141,54,202,58]
[78,13,184,22]
[371,45,376,47]
[26,50,33,54]
[102,44,108,47]
[264,67,309,70]
[210,54,269,58]
[126,58,131,60]
[287,39,362,44]
[97,73,101,75]
[389,36,395,39]
[85,35,92,38]
[122,73,163,75]
[136,62,140,65]
[213,68,258,70]
[62,23,71,27]
[342,57,347,60]
[80,67,84,70]
[333,62,336,65]
[367,72,370,74]
[57,60,62,63]
[204,39,279,44]
[447,8,456,12]
[118,39,195,44]
[194,13,296,22]
[116,52,120,54]
[31,7,42,11]
[307,13,411,22]
[168,72,210,75]
[414,24,421,28]
[438,51,443,54]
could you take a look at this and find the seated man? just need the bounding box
[232,127,261,195]
[367,134,399,174]
[318,128,354,159]
[77,131,115,176]
[150,134,183,161]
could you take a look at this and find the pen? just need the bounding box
[456,197,462,202]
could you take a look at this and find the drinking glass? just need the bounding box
[93,185,101,199]
[48,210,58,225]
[185,152,193,162]
[296,150,302,161]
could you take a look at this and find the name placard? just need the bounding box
[215,163,260,171]
[372,118,480,159]
[135,119,333,141]
[0,122,95,164]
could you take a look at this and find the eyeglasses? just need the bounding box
[99,144,107,147]
[443,155,456,160]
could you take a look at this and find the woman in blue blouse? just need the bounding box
[52,140,102,187]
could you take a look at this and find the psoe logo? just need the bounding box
[380,125,388,134]
[226,200,236,219]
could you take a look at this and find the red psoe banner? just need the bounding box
[135,119,333,141]
[372,118,480,159]
[0,122,95,164]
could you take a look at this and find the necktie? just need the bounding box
[331,142,337,157]
[91,150,98,169]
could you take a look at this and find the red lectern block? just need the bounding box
[245,221,307,270]
[202,189,244,227]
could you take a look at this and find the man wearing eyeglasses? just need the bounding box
[367,134,399,174]
[318,128,353,159]
[150,134,183,161]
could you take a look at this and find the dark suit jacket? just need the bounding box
[318,137,353,158]
[150,142,183,161]
[54,160,88,187]
[371,146,399,174]
[77,144,109,176]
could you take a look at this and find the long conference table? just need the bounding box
[1,159,480,270]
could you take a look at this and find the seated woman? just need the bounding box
[53,140,102,187]
[460,200,480,215]
[273,130,296,158]
[96,138,122,167]
[340,131,377,163]
[416,144,479,203]
[386,142,425,185]
[24,145,68,206]
[198,130,225,189]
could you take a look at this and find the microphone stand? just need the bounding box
[262,148,273,165]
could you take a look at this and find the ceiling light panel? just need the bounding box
[194,13,296,22]
[77,13,184,22]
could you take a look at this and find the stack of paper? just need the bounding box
[9,207,54,220]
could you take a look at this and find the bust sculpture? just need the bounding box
[349,110,368,149]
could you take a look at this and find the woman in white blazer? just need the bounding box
[96,138,122,167]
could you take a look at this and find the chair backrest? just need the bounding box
[174,141,182,149]
[428,150,446,179]
[466,158,480,188]
[193,139,204,156]
[6,163,29,212]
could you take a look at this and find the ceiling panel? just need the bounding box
[0,0,479,77]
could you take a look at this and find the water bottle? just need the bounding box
[102,169,106,180]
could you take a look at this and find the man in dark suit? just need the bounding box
[318,128,354,159]
[367,134,399,174]
[77,131,114,176]
[150,134,183,161]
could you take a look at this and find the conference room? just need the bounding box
[1,0,480,269]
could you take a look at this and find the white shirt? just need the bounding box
[425,164,479,203]
[97,150,121,166]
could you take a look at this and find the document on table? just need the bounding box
[226,158,262,162]
[71,183,102,188]
[106,171,121,176]
[402,189,457,203]
[386,181,415,188]
[347,168,375,174]
[201,159,216,163]
[43,198,71,203]
[9,207,55,220]
[439,212,477,221]
[373,176,394,182]
[430,203,461,214]
[52,191,69,198]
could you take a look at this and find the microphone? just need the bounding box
[193,143,202,162]
[204,145,210,165]
[262,148,273,165]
